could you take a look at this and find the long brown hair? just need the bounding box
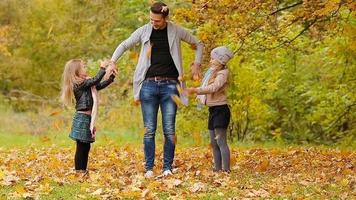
[60,59,85,106]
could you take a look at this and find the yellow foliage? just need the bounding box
[0,25,12,56]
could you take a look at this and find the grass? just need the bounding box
[0,106,354,199]
[0,181,95,200]
[1,129,355,151]
[40,184,84,200]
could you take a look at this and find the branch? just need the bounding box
[264,18,318,50]
[331,1,343,17]
[286,18,317,44]
[233,39,245,55]
[269,1,303,16]
[326,103,356,131]
[198,1,211,12]
[8,89,59,105]
[232,23,265,54]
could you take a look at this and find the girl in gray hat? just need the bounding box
[187,46,233,172]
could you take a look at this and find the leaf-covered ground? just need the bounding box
[0,143,355,199]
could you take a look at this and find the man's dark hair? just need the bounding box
[150,2,169,18]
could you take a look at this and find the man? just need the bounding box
[111,2,203,178]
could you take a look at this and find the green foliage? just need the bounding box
[174,0,356,144]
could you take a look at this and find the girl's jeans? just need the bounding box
[140,79,178,171]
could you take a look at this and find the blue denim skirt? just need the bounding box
[69,112,95,143]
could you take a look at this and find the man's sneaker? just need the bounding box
[162,169,173,177]
[144,170,154,178]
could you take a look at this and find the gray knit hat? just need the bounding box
[210,46,234,65]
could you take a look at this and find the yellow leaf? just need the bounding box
[49,111,60,116]
[257,159,270,172]
[191,80,201,87]
[0,170,4,180]
[15,186,26,195]
[146,44,152,58]
[176,84,183,94]
[340,179,349,187]
[171,95,183,107]
[40,136,51,143]
[53,120,61,130]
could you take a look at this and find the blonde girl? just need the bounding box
[60,59,116,174]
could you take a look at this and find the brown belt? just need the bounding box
[77,110,92,115]
[145,76,178,81]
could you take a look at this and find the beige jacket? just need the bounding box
[197,69,229,106]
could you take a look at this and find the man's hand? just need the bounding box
[132,99,140,106]
[100,60,111,69]
[103,60,118,80]
[191,62,202,81]
[107,61,118,76]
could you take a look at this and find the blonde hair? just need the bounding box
[208,61,227,84]
[60,59,85,106]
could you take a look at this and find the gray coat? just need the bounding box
[111,21,204,100]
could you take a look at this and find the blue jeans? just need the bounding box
[140,79,178,171]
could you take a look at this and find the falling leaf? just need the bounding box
[53,120,61,130]
[131,100,140,106]
[49,111,60,116]
[171,95,183,107]
[176,84,183,94]
[190,44,197,50]
[146,43,153,58]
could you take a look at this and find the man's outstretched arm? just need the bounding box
[111,27,144,62]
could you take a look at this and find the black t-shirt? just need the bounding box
[145,26,179,78]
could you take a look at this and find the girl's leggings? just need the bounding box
[75,141,91,170]
[209,128,230,172]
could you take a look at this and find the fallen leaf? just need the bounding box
[91,188,103,195]
[190,182,205,193]
[163,178,183,189]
